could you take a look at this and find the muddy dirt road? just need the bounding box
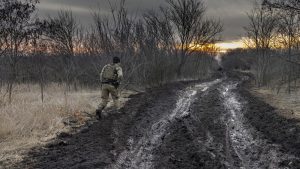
[13,73,300,169]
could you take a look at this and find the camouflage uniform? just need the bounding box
[98,63,123,112]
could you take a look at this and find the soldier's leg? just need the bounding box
[97,85,109,112]
[110,86,120,110]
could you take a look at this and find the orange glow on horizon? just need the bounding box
[216,40,246,53]
[187,39,246,53]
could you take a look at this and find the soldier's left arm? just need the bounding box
[100,65,108,82]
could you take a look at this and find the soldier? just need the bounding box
[96,57,123,119]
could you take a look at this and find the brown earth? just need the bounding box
[4,73,300,169]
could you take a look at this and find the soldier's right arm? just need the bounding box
[116,66,123,81]
[100,65,107,82]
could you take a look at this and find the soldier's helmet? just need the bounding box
[113,57,120,64]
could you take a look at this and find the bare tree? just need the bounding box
[0,26,7,56]
[163,0,223,77]
[136,11,177,85]
[260,0,300,91]
[0,0,39,103]
[93,0,139,87]
[42,10,78,91]
[43,10,77,56]
[0,0,220,96]
[143,11,176,54]
[92,16,114,55]
[276,10,300,93]
[244,5,278,86]
[263,0,300,11]
[29,35,50,102]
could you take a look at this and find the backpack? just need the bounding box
[102,64,117,80]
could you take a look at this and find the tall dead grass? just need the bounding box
[0,83,104,162]
[251,83,300,119]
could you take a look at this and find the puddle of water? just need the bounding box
[108,79,221,169]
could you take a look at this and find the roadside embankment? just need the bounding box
[0,83,136,168]
[250,86,300,120]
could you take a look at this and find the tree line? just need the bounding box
[223,0,300,93]
[0,0,222,103]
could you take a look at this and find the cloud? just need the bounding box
[36,0,112,26]
[38,2,91,14]
[37,0,254,41]
[203,0,253,40]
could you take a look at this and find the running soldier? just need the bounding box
[96,57,123,119]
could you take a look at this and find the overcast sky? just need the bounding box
[37,0,254,41]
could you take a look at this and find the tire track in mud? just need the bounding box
[12,74,300,169]
[155,79,230,169]
[220,80,300,169]
[108,79,222,169]
[154,75,300,169]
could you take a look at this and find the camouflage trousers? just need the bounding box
[98,84,120,111]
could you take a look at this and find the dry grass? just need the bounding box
[251,85,300,120]
[0,83,135,165]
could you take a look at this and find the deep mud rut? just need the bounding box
[11,73,300,169]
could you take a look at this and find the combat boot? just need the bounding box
[96,109,102,120]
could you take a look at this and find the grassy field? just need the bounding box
[251,85,300,120]
[0,84,134,165]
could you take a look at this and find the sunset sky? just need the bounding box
[37,0,254,50]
